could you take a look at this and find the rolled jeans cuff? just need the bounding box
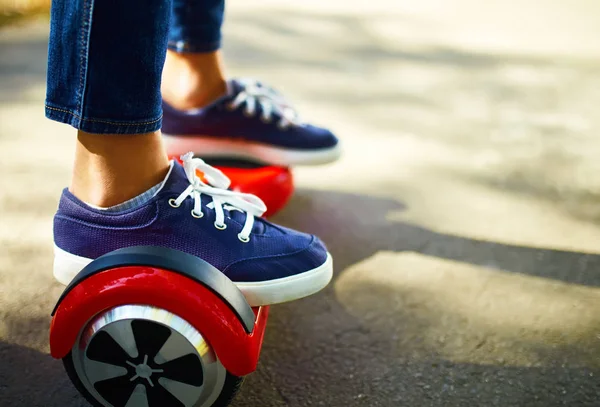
[45,103,162,135]
[167,39,221,53]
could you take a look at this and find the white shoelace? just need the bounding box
[170,152,267,242]
[227,81,302,129]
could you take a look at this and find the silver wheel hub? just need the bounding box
[127,355,164,386]
[71,305,227,407]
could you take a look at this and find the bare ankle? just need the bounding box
[70,130,170,207]
[161,50,228,110]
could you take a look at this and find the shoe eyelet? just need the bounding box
[169,198,181,208]
[214,222,227,230]
[191,209,203,218]
[238,234,250,243]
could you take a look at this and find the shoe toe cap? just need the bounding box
[298,125,339,149]
[223,235,329,283]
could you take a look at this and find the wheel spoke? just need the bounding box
[146,379,186,407]
[124,384,149,407]
[104,319,139,358]
[83,359,128,386]
[86,330,131,366]
[154,329,212,365]
[131,320,172,360]
[158,377,204,406]
[159,353,203,386]
[94,373,138,407]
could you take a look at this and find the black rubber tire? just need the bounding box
[62,351,244,407]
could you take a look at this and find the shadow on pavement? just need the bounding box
[238,186,600,406]
[0,340,86,407]
[3,293,600,407]
[261,189,600,405]
[2,189,600,406]
[0,189,598,406]
[274,188,600,287]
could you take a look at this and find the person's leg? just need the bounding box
[71,132,168,207]
[162,0,226,110]
[46,0,333,307]
[45,0,172,206]
[160,0,342,166]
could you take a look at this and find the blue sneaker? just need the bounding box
[161,79,342,166]
[52,153,333,306]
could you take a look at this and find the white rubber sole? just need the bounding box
[162,134,342,166]
[53,245,333,306]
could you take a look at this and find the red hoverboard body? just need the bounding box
[50,247,269,407]
[49,161,292,407]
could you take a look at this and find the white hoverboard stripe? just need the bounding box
[162,134,342,166]
[53,245,333,306]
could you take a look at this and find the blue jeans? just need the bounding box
[45,0,225,135]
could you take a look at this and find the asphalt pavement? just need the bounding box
[2,1,600,406]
